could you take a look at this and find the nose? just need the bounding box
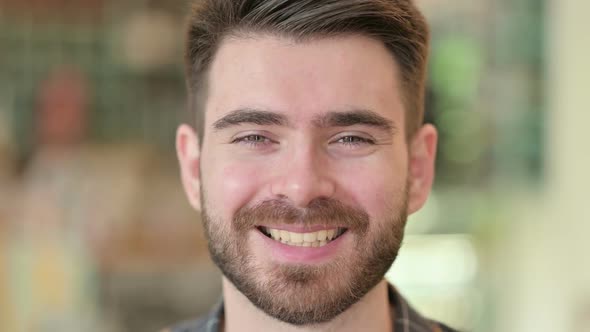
[270,147,336,208]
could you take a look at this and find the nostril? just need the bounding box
[269,170,337,209]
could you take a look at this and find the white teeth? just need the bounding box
[290,232,303,244]
[279,230,290,242]
[264,227,343,248]
[303,232,317,243]
[270,229,280,240]
[327,229,336,240]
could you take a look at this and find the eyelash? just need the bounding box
[231,134,273,147]
[231,134,375,148]
[335,135,376,146]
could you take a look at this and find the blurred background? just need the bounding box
[0,0,588,331]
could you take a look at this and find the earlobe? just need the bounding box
[176,124,202,211]
[407,124,438,215]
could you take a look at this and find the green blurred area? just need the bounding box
[0,1,545,187]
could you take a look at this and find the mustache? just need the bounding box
[233,198,370,234]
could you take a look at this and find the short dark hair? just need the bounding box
[185,0,430,141]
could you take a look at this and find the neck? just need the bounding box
[222,278,393,332]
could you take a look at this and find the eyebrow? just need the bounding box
[212,108,396,134]
[212,108,289,130]
[313,110,396,134]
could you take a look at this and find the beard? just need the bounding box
[200,189,408,326]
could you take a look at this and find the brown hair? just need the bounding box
[185,0,430,141]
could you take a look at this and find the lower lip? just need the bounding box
[254,229,348,264]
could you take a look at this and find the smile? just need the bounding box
[257,226,347,247]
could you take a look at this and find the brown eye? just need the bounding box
[336,136,375,146]
[243,135,266,142]
[231,134,274,147]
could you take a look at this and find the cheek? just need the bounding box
[338,156,408,222]
[203,161,266,220]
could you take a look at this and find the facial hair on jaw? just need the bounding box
[200,193,408,326]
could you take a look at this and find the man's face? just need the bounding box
[177,34,436,325]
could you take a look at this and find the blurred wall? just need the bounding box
[494,0,590,331]
[1,1,587,331]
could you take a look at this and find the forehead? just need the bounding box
[204,33,404,129]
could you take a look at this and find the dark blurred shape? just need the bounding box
[35,66,90,147]
[1,0,105,23]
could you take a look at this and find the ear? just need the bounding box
[176,124,201,211]
[407,124,438,215]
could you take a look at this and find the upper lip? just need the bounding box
[257,224,345,233]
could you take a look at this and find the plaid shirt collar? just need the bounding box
[167,283,455,332]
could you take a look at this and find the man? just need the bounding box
[171,0,457,331]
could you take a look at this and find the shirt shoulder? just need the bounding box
[162,300,224,332]
[389,284,461,332]
[435,321,461,332]
[162,317,212,332]
[164,285,461,332]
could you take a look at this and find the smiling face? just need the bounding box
[177,34,437,325]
